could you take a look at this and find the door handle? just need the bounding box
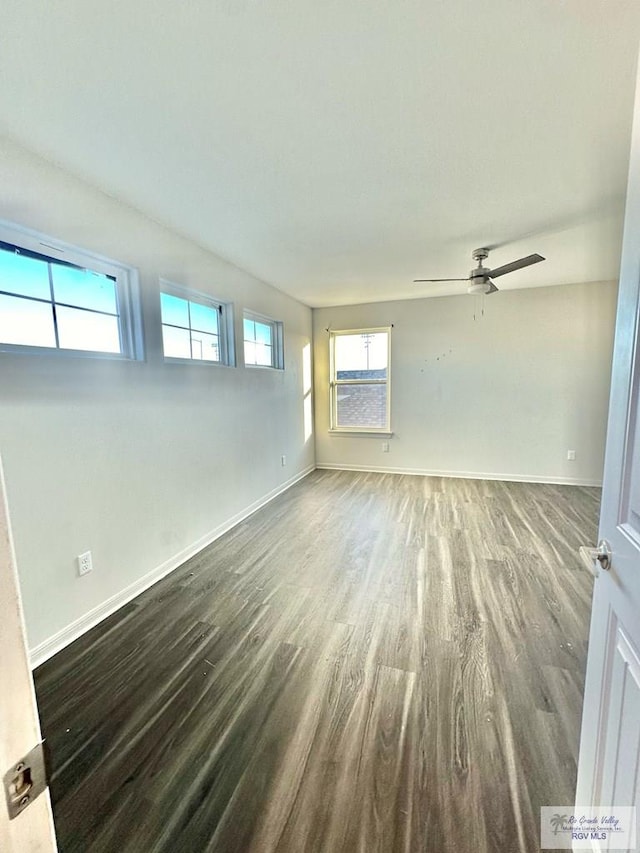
[579,540,612,577]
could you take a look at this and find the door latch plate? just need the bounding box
[3,741,48,820]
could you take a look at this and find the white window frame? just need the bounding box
[159,280,234,366]
[243,310,284,370]
[0,220,143,360]
[329,327,392,434]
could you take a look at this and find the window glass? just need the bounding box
[0,236,139,358]
[0,249,50,300]
[189,301,218,335]
[160,292,189,328]
[330,329,390,431]
[52,266,118,314]
[56,307,121,353]
[334,332,388,378]
[255,343,273,366]
[162,324,191,359]
[0,294,56,347]
[335,383,388,429]
[243,318,255,340]
[243,312,283,368]
[190,331,219,361]
[255,321,272,346]
[160,284,228,364]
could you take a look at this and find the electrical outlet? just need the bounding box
[382,441,390,453]
[77,551,93,576]
[567,450,576,461]
[281,455,287,466]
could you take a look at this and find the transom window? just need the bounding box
[0,228,141,359]
[160,283,231,364]
[329,328,391,432]
[243,311,284,369]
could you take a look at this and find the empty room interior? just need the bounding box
[2,2,640,852]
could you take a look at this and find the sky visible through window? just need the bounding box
[244,317,273,366]
[160,291,220,361]
[0,245,121,352]
[335,332,387,376]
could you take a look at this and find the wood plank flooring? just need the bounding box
[33,470,600,853]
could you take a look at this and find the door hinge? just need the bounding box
[3,741,48,820]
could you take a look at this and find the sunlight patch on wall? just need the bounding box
[303,342,313,442]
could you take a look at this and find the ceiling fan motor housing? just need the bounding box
[470,247,490,280]
[469,266,489,279]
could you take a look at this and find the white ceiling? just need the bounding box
[1,1,639,307]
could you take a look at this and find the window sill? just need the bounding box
[328,429,394,438]
[164,356,232,367]
[0,343,134,361]
[245,363,283,370]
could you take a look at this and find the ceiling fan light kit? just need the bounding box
[414,247,545,295]
[468,280,496,295]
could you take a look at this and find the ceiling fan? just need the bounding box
[414,247,545,295]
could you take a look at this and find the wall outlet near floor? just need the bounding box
[77,550,93,576]
[281,455,287,466]
[567,450,576,461]
[382,441,390,453]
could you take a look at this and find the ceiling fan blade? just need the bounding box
[488,253,545,279]
[413,277,469,283]
[486,279,499,295]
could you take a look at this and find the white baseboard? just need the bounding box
[316,462,602,488]
[29,465,315,669]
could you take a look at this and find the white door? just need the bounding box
[0,457,57,852]
[574,52,640,845]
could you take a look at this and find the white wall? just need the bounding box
[0,137,315,659]
[313,282,617,485]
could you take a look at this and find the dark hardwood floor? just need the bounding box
[34,470,600,853]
